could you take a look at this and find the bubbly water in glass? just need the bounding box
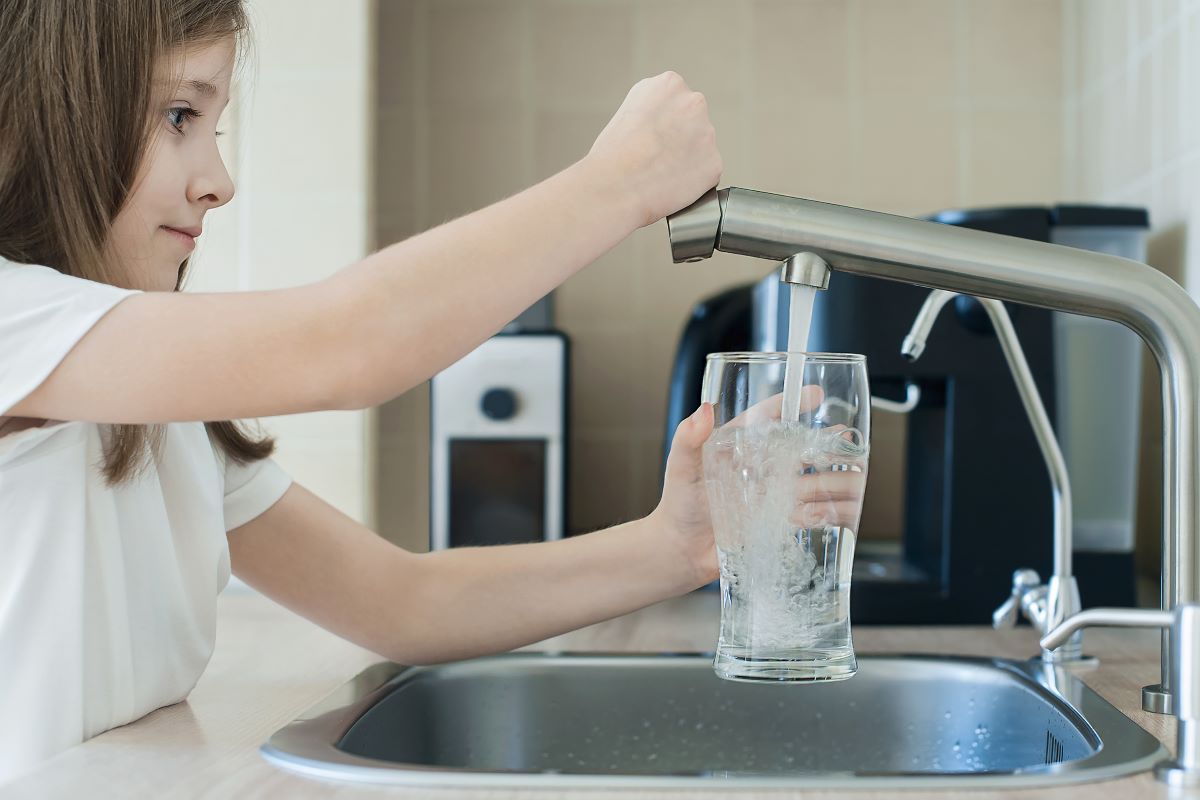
[704,407,868,682]
[702,291,868,682]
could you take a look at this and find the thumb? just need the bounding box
[667,403,714,475]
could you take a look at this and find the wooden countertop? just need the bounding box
[2,589,1181,799]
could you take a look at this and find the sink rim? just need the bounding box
[260,652,1166,789]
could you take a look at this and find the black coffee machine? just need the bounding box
[663,205,1145,624]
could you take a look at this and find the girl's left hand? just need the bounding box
[648,389,865,591]
[649,403,719,588]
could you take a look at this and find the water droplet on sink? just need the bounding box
[944,710,952,719]
[953,741,961,752]
[648,753,658,761]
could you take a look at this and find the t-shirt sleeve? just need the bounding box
[0,260,141,415]
[222,455,294,531]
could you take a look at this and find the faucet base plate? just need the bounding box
[1155,762,1200,787]
[1142,683,1173,714]
[1041,653,1100,669]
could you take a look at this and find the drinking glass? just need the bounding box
[701,352,870,683]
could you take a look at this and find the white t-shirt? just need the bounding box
[0,259,294,783]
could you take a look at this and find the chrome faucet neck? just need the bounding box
[902,290,1084,663]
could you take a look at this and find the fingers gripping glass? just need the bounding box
[701,353,871,683]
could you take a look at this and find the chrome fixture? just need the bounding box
[901,289,1083,664]
[1043,604,1200,787]
[779,249,914,412]
[667,186,1200,714]
[780,251,831,288]
[870,382,920,414]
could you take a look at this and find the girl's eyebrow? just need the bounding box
[182,79,218,98]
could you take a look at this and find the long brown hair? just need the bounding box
[0,0,274,485]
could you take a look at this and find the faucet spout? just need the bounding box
[1041,607,1172,651]
[668,186,1200,710]
[900,289,956,361]
[902,290,1073,579]
[780,252,831,289]
[902,289,1082,661]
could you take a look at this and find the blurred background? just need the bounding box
[192,0,1199,602]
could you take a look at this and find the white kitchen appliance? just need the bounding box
[430,332,567,550]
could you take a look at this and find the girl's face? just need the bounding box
[107,39,236,291]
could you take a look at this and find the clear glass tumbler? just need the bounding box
[702,352,870,683]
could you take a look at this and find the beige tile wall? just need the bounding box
[192,0,376,526]
[374,0,1067,552]
[1061,0,1200,575]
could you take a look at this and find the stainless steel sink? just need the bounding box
[261,653,1164,789]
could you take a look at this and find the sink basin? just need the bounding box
[261,653,1164,789]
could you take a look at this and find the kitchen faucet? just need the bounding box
[667,187,1200,714]
[1043,606,1200,786]
[900,289,1084,664]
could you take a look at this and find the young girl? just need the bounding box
[0,0,722,781]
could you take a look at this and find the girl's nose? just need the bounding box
[190,145,235,209]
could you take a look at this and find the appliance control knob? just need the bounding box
[480,388,518,421]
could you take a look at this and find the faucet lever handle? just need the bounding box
[993,568,1042,629]
[992,595,1019,629]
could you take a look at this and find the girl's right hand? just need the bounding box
[585,71,723,229]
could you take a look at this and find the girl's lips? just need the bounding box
[161,226,198,251]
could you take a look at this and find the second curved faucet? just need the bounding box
[901,289,1085,663]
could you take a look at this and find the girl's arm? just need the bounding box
[9,72,720,423]
[227,406,718,665]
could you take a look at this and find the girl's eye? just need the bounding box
[165,106,202,134]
